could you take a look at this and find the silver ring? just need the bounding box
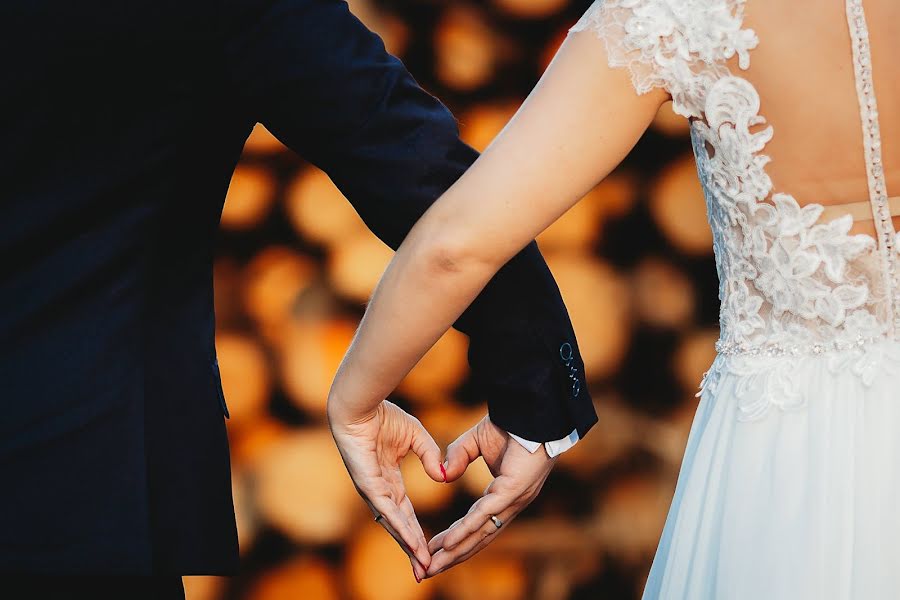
[490,515,503,529]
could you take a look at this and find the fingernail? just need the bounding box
[439,463,447,482]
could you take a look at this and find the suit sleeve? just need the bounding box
[218,0,597,441]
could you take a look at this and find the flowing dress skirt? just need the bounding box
[642,340,900,600]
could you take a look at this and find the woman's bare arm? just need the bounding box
[328,30,668,422]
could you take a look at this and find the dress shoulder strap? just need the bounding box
[845,0,900,332]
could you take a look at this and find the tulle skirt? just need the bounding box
[642,339,900,600]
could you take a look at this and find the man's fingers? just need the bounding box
[427,516,464,554]
[425,506,518,578]
[408,416,445,483]
[442,426,482,482]
[371,496,432,570]
[441,488,513,551]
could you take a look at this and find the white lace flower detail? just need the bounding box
[833,310,887,348]
[720,279,764,337]
[806,215,876,282]
[694,78,773,207]
[730,355,805,421]
[826,336,900,386]
[750,194,872,326]
[570,0,758,117]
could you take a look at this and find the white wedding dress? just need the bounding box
[572,1,900,598]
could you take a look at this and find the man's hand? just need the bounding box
[425,415,557,577]
[328,400,445,582]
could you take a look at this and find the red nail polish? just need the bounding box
[439,463,447,482]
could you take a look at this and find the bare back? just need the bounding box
[736,0,900,238]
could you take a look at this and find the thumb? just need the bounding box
[409,416,445,483]
[442,425,481,483]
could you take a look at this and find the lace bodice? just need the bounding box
[572,0,900,418]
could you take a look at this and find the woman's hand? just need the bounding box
[425,414,558,578]
[327,399,445,581]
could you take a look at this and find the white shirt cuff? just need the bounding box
[508,428,580,458]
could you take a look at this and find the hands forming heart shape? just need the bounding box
[328,401,557,581]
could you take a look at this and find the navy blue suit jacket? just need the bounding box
[0,0,596,574]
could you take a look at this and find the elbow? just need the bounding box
[414,228,493,282]
[423,237,467,275]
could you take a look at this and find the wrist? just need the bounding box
[326,392,381,430]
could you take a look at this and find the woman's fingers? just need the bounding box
[379,514,425,581]
[370,495,432,569]
[400,498,429,582]
[401,497,429,555]
[408,556,426,583]
[407,415,446,483]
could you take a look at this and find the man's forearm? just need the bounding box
[219,0,595,441]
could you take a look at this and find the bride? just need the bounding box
[328,0,900,597]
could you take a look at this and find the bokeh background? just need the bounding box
[187,1,719,598]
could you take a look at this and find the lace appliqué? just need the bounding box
[698,340,900,421]
[570,0,758,117]
[573,0,899,421]
[689,76,887,419]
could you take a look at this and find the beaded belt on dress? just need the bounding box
[715,335,884,357]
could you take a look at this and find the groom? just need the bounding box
[0,0,597,594]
